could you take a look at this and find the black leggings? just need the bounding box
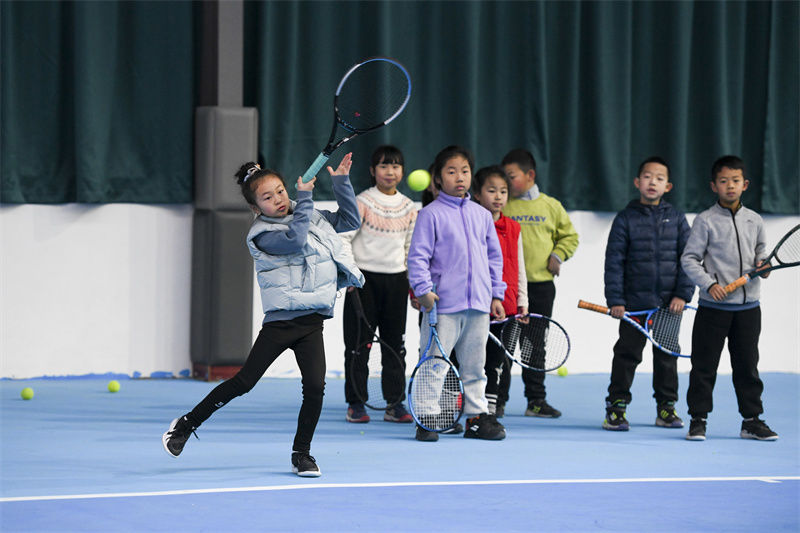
[342,271,409,405]
[187,313,327,453]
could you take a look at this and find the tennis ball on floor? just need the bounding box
[407,169,431,192]
[20,387,34,400]
[557,366,568,377]
[107,380,121,393]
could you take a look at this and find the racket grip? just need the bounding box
[301,153,330,183]
[428,284,438,326]
[577,299,610,314]
[723,276,749,293]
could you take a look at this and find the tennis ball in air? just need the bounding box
[20,387,34,400]
[107,380,121,393]
[557,366,568,377]
[407,169,431,192]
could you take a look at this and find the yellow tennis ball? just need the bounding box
[20,387,34,400]
[557,366,568,377]
[107,380,120,393]
[407,169,431,192]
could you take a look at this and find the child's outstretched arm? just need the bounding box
[317,153,361,233]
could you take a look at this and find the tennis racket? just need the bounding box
[408,300,464,432]
[577,300,696,358]
[488,314,570,372]
[301,57,411,183]
[348,290,406,411]
[724,224,800,293]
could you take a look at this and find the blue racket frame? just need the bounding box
[407,299,465,432]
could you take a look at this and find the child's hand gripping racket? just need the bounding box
[349,290,406,411]
[577,300,696,358]
[488,314,571,372]
[301,57,411,183]
[724,224,800,294]
[407,296,464,433]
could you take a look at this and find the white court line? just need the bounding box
[2,475,798,503]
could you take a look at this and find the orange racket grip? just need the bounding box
[577,300,610,315]
[724,276,749,293]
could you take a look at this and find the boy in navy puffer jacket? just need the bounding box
[602,156,694,431]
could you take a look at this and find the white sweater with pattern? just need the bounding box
[340,187,417,274]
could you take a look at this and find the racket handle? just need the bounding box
[577,299,610,315]
[723,275,749,293]
[428,284,438,326]
[301,152,330,183]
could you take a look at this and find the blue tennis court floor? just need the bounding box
[1,372,798,531]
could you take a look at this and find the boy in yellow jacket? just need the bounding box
[502,149,579,418]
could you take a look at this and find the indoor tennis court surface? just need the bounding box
[2,372,797,532]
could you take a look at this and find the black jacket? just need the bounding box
[604,200,694,310]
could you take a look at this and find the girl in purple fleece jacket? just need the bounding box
[407,146,508,442]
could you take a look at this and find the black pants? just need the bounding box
[485,321,512,406]
[520,280,555,401]
[343,271,408,405]
[687,305,764,419]
[606,319,678,406]
[187,313,326,453]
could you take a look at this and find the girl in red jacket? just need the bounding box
[473,166,529,417]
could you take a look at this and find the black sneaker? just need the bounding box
[602,400,629,431]
[656,403,684,428]
[346,403,370,423]
[383,403,413,423]
[740,418,779,441]
[415,424,439,442]
[464,413,506,440]
[525,400,562,418]
[291,452,321,477]
[441,422,464,435]
[162,416,197,458]
[686,417,707,441]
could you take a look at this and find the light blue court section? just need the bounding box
[1,373,798,532]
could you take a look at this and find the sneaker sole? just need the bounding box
[162,418,181,458]
[464,432,506,440]
[384,416,413,423]
[524,411,561,418]
[345,416,370,423]
[740,430,779,441]
[685,434,706,441]
[292,467,322,477]
[602,422,629,431]
[655,418,685,428]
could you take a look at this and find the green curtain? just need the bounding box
[246,1,798,214]
[1,1,195,204]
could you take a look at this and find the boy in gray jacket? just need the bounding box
[680,155,778,442]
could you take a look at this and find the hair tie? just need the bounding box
[244,164,261,182]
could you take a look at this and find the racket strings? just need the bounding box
[774,230,800,264]
[651,309,683,353]
[409,358,462,431]
[502,318,569,371]
[336,61,410,131]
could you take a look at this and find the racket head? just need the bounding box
[349,336,406,411]
[494,314,570,372]
[408,355,464,432]
[334,57,411,133]
[637,305,697,358]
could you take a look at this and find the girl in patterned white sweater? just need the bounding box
[340,145,418,424]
